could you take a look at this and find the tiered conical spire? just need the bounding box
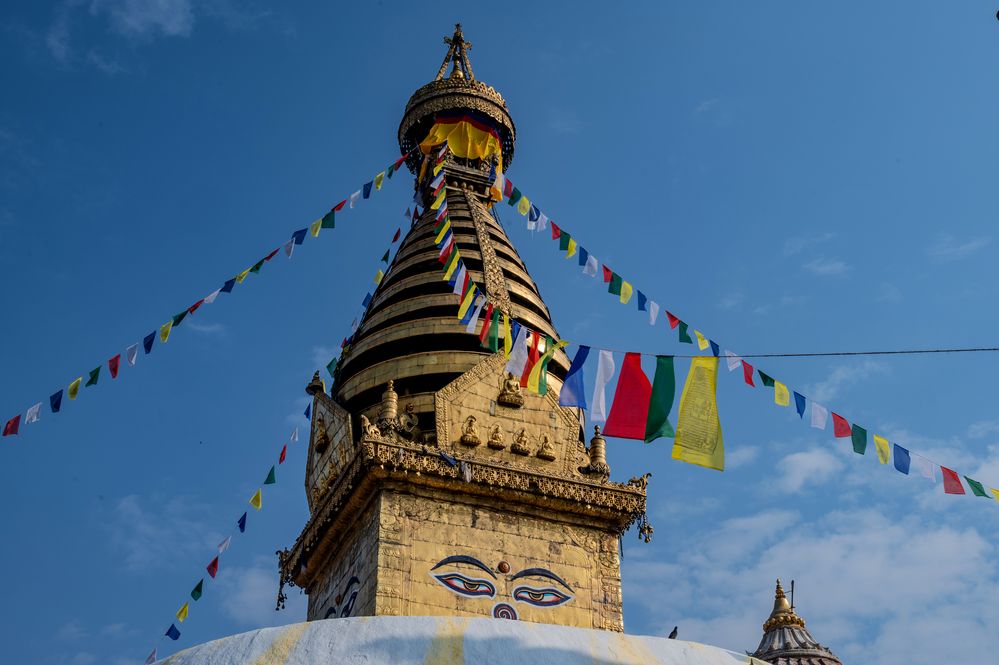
[751,580,843,665]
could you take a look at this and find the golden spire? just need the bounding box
[435,23,475,82]
[763,579,805,632]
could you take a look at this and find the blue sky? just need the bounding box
[2,2,999,664]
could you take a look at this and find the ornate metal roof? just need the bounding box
[750,580,843,665]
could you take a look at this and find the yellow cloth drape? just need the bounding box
[419,120,503,163]
[673,357,725,471]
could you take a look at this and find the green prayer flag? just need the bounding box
[608,273,623,296]
[387,163,396,178]
[172,310,188,327]
[249,258,265,274]
[321,210,336,229]
[558,232,571,252]
[326,357,338,380]
[381,250,390,264]
[645,356,676,442]
[965,476,989,497]
[85,366,100,387]
[264,466,276,485]
[757,371,775,387]
[678,321,693,344]
[508,187,522,207]
[538,336,555,395]
[851,424,868,455]
[191,579,204,601]
[487,310,501,353]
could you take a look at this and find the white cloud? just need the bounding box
[726,445,759,470]
[57,620,88,640]
[968,421,999,440]
[694,98,719,114]
[802,257,851,276]
[108,494,220,571]
[90,0,194,38]
[186,320,226,335]
[775,448,844,493]
[70,653,96,665]
[807,360,888,403]
[311,345,337,370]
[926,234,990,262]
[876,281,902,302]
[716,291,743,310]
[783,233,835,257]
[215,556,307,628]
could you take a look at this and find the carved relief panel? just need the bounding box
[305,392,353,514]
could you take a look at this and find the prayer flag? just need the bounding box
[166,624,180,641]
[248,258,265,274]
[591,350,616,422]
[742,361,755,387]
[465,295,486,334]
[443,251,461,280]
[645,355,677,442]
[310,219,322,237]
[665,311,680,329]
[520,332,541,387]
[374,171,385,190]
[126,343,139,366]
[486,309,501,353]
[559,345,589,409]
[451,265,467,296]
[362,181,373,199]
[221,279,235,293]
[893,444,910,474]
[263,247,279,262]
[349,190,361,208]
[757,371,775,387]
[793,392,806,417]
[551,221,561,240]
[283,239,295,258]
[874,435,890,464]
[517,195,531,216]
[159,320,173,343]
[68,377,82,400]
[279,444,287,464]
[637,291,647,311]
[478,304,494,345]
[537,212,549,231]
[528,337,566,395]
[237,512,247,533]
[578,247,588,267]
[709,341,720,357]
[84,366,100,387]
[264,466,276,485]
[774,380,790,407]
[191,579,203,601]
[291,427,299,443]
[608,272,623,296]
[321,210,335,229]
[678,322,693,344]
[694,330,709,351]
[604,352,653,440]
[218,536,231,554]
[25,402,41,424]
[583,255,598,276]
[457,285,478,321]
[187,299,204,315]
[292,228,307,245]
[508,187,523,207]
[851,424,868,455]
[235,268,251,283]
[361,293,372,308]
[559,231,571,252]
[913,454,936,482]
[326,357,338,379]
[304,403,311,420]
[2,415,19,437]
[50,390,63,413]
[374,270,384,285]
[567,237,577,258]
[502,313,512,359]
[724,352,741,371]
[206,556,220,578]
[503,178,513,198]
[145,649,157,664]
[333,199,346,213]
[381,250,390,263]
[172,310,188,327]
[965,476,989,497]
[620,281,633,305]
[832,413,851,438]
[203,288,221,305]
[529,203,540,222]
[392,228,401,242]
[109,354,120,379]
[431,189,446,210]
[941,467,965,495]
[992,488,999,502]
[673,357,725,471]
[176,603,189,622]
[810,402,828,429]
[648,301,660,325]
[249,489,262,510]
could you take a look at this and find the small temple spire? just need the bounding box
[752,579,842,665]
[764,579,804,631]
[435,23,475,82]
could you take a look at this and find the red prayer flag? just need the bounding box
[941,466,966,495]
[478,304,494,344]
[393,156,407,169]
[602,265,613,283]
[742,361,756,386]
[665,311,680,329]
[279,445,287,465]
[550,222,561,240]
[188,299,205,315]
[392,228,401,242]
[264,247,280,262]
[109,354,121,379]
[438,239,455,264]
[831,413,852,438]
[333,199,347,212]
[206,556,219,578]
[503,179,513,198]
[520,331,541,387]
[2,414,20,437]
[603,353,653,440]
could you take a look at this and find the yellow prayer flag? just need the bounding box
[991,488,999,503]
[457,285,477,320]
[68,377,82,400]
[517,195,531,216]
[434,220,451,244]
[159,320,173,343]
[249,489,262,510]
[235,268,251,284]
[374,270,384,285]
[774,380,790,407]
[620,281,634,304]
[502,313,512,359]
[431,189,446,210]
[873,434,891,464]
[527,340,568,393]
[694,330,709,351]
[672,356,725,471]
[433,161,444,177]
[443,251,461,280]
[310,219,322,238]
[374,171,385,190]
[176,603,189,623]
[566,238,577,258]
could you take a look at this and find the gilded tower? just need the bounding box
[278,25,648,632]
[750,581,843,665]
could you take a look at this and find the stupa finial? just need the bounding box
[435,23,475,82]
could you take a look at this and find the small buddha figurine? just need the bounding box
[511,428,530,456]
[487,424,506,450]
[497,372,524,407]
[535,432,556,461]
[459,415,481,447]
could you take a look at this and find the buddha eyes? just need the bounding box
[434,572,497,597]
[340,590,358,617]
[512,586,572,607]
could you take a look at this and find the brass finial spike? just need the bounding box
[435,23,475,82]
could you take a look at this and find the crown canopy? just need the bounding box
[751,580,843,665]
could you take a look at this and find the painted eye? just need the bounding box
[433,572,496,597]
[512,586,572,607]
[340,590,358,617]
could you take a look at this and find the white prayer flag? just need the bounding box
[218,536,231,554]
[526,218,536,231]
[648,301,660,325]
[25,402,41,424]
[349,190,361,208]
[810,402,828,430]
[591,350,616,423]
[145,649,157,665]
[583,255,598,277]
[126,343,139,366]
[504,325,531,377]
[451,266,467,296]
[290,427,299,443]
[536,213,548,231]
[913,455,937,482]
[724,351,741,372]
[283,240,295,259]
[465,296,487,335]
[460,460,472,482]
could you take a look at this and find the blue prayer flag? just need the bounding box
[50,390,63,413]
[793,392,806,418]
[578,247,589,267]
[221,279,236,293]
[304,403,311,420]
[636,291,647,311]
[529,204,540,222]
[709,340,720,357]
[362,293,372,308]
[458,287,479,326]
[166,624,181,640]
[142,332,155,354]
[893,444,911,475]
[237,512,247,533]
[559,345,590,409]
[439,451,458,467]
[292,228,307,245]
[511,321,521,343]
[362,181,373,199]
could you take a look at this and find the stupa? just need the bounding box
[749,580,843,665]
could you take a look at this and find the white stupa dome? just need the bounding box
[158,616,761,665]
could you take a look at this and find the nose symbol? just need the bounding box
[493,603,518,620]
